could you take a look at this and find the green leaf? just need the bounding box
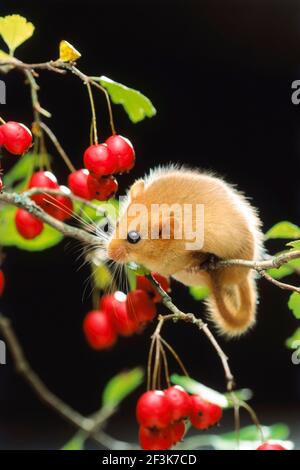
[189,285,209,301]
[265,221,300,240]
[92,262,112,290]
[99,76,156,123]
[221,423,289,442]
[267,265,294,280]
[288,292,300,319]
[73,198,119,223]
[170,374,252,408]
[287,240,300,250]
[61,432,85,450]
[0,206,63,251]
[3,153,42,190]
[286,328,300,349]
[0,15,35,55]
[177,424,290,450]
[102,367,144,409]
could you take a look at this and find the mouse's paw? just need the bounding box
[200,253,220,271]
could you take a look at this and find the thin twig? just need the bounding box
[160,337,189,378]
[259,269,300,294]
[146,275,235,391]
[39,122,76,172]
[0,314,136,449]
[86,82,98,144]
[0,59,117,136]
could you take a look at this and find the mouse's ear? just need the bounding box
[130,179,145,200]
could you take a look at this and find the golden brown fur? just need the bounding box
[106,165,263,337]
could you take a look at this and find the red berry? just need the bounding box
[87,174,118,201]
[1,121,32,155]
[0,126,5,146]
[126,290,157,324]
[257,443,287,450]
[139,426,173,450]
[83,144,117,177]
[170,420,185,444]
[68,169,93,200]
[15,209,44,239]
[105,135,135,173]
[83,310,117,350]
[100,291,139,336]
[189,395,222,430]
[136,390,172,429]
[44,186,73,221]
[0,270,5,296]
[28,171,59,207]
[165,386,192,421]
[137,272,171,303]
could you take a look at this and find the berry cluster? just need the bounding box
[15,171,73,239]
[136,386,223,450]
[69,135,135,201]
[83,273,170,349]
[0,121,32,156]
[0,125,136,239]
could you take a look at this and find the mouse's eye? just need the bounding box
[127,230,141,244]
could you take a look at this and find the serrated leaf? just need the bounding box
[287,240,300,250]
[189,285,209,300]
[265,221,300,240]
[286,328,300,349]
[288,292,300,319]
[61,432,85,450]
[0,15,35,55]
[99,76,156,123]
[102,368,144,409]
[59,40,81,62]
[0,206,63,251]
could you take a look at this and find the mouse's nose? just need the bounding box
[107,240,127,262]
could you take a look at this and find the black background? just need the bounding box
[0,0,300,449]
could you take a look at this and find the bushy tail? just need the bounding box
[206,269,257,337]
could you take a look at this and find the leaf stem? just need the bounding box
[86,81,98,145]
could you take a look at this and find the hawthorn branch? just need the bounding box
[147,274,235,391]
[39,122,76,172]
[0,59,116,135]
[23,187,106,215]
[0,190,99,246]
[0,314,137,449]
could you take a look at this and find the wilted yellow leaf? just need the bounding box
[0,15,35,55]
[59,40,81,62]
